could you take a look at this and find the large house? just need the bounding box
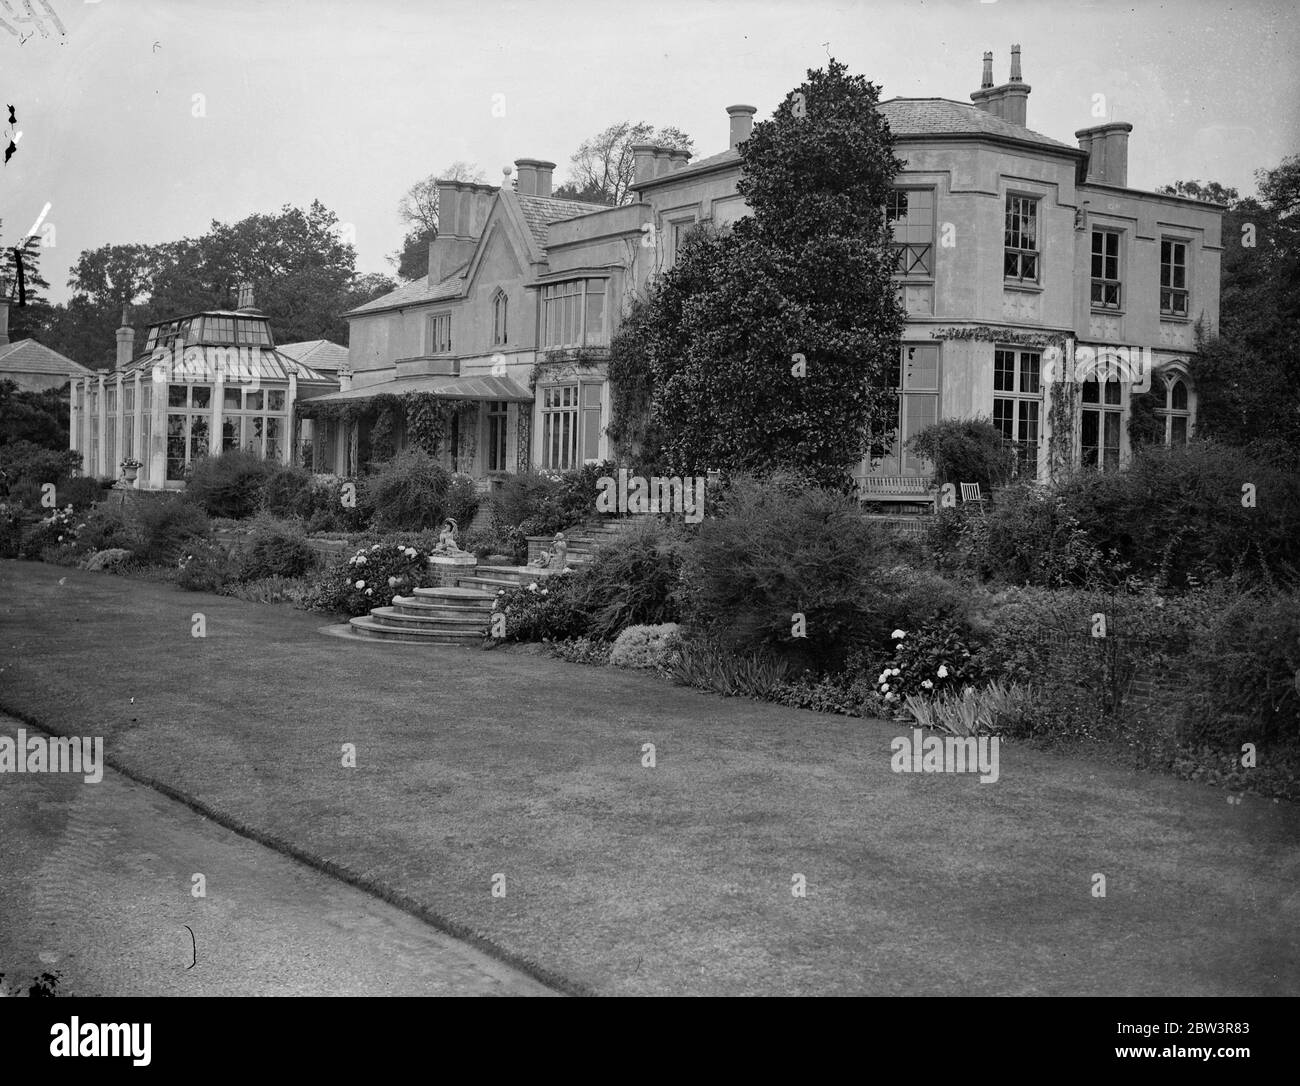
[304,45,1221,496]
[73,46,1222,495]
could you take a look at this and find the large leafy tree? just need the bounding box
[553,121,693,206]
[1174,157,1300,465]
[390,161,485,281]
[44,201,386,365]
[0,227,55,345]
[619,59,904,489]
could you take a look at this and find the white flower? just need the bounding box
[877,671,890,684]
[891,629,907,639]
[527,583,537,592]
[57,535,63,542]
[879,682,890,692]
[890,668,900,677]
[355,580,365,589]
[356,556,366,565]
[937,665,949,678]
[885,692,898,702]
[365,588,373,596]
[371,544,380,551]
[405,547,417,558]
[921,679,934,690]
[388,576,399,587]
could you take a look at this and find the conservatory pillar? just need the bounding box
[81,377,92,474]
[284,371,297,465]
[149,369,167,486]
[212,365,224,462]
[132,372,143,463]
[113,373,125,479]
[69,382,80,455]
[96,375,108,478]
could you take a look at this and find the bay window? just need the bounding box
[541,279,607,348]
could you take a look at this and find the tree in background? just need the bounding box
[553,121,693,206]
[390,161,486,281]
[0,226,55,345]
[613,60,904,489]
[1168,157,1300,465]
[0,379,68,449]
[40,201,393,368]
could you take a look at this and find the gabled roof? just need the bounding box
[878,98,1079,152]
[276,340,350,372]
[0,339,95,379]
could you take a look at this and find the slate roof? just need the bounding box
[515,193,611,249]
[276,340,350,373]
[0,339,94,379]
[879,98,1079,152]
[344,268,468,316]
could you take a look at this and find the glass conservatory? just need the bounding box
[70,309,337,490]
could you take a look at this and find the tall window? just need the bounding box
[1160,239,1188,317]
[220,387,287,460]
[487,402,508,471]
[1091,230,1122,309]
[887,188,935,276]
[1081,378,1122,471]
[427,312,453,354]
[892,345,940,474]
[541,385,579,469]
[1155,374,1191,445]
[669,218,699,265]
[1004,195,1039,282]
[993,348,1042,477]
[541,280,607,348]
[166,383,212,481]
[492,291,508,346]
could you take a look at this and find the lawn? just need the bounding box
[2,559,1297,996]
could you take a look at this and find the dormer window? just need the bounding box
[492,290,508,347]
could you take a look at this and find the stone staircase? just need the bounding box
[347,586,495,644]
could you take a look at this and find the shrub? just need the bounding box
[676,475,884,669]
[236,517,319,581]
[1056,440,1300,588]
[77,505,134,552]
[445,474,481,532]
[610,623,682,669]
[21,505,78,558]
[302,540,436,617]
[83,547,135,573]
[177,540,240,592]
[130,496,210,564]
[261,464,315,518]
[0,502,24,558]
[770,670,890,718]
[571,517,684,640]
[491,574,589,642]
[906,418,1015,493]
[184,450,276,518]
[874,621,981,708]
[361,450,450,531]
[0,440,81,499]
[546,637,613,667]
[59,476,106,512]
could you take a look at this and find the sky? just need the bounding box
[1,0,1297,305]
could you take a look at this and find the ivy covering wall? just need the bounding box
[295,393,479,466]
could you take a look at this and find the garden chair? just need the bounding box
[959,482,987,511]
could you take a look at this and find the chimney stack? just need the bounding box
[631,144,658,186]
[668,148,691,171]
[513,158,555,197]
[115,306,135,370]
[1075,122,1134,186]
[428,178,498,284]
[726,104,757,150]
[971,46,1030,126]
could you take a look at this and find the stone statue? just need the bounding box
[432,518,470,557]
[529,531,568,569]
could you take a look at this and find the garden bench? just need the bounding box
[859,475,937,512]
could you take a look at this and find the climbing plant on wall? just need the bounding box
[1047,377,1078,482]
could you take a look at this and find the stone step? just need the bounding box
[389,598,493,622]
[455,575,521,593]
[411,586,496,602]
[366,607,490,632]
[347,615,484,644]
[475,564,546,584]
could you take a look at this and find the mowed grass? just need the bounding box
[2,559,1298,996]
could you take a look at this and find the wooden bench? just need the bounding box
[858,475,937,512]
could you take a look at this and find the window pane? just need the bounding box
[168,384,188,407]
[167,415,187,480]
[191,415,209,459]
[1171,379,1187,410]
[245,390,264,411]
[994,350,1014,393]
[251,416,264,456]
[1171,416,1188,444]
[223,417,242,451]
[1104,380,1122,405]
[266,417,282,461]
[585,290,605,344]
[1082,381,1099,404]
[268,390,286,411]
[1020,352,1040,394]
[192,386,211,409]
[224,387,241,410]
